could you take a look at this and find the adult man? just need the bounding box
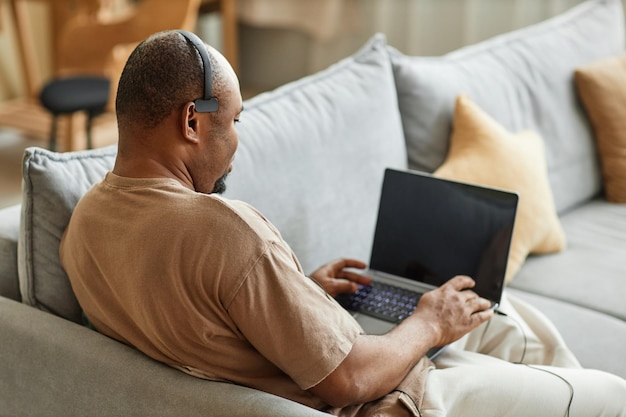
[60,30,626,416]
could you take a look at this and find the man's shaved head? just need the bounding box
[115,31,228,131]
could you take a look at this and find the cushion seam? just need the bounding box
[19,154,36,306]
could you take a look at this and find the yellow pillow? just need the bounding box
[434,95,566,284]
[575,54,626,203]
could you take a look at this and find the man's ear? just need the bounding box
[181,102,200,143]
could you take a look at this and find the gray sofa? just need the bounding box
[1,0,625,415]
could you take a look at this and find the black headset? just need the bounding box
[178,30,219,113]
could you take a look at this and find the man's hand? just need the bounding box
[309,275,493,408]
[411,275,493,347]
[310,258,372,298]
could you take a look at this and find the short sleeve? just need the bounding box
[227,240,362,390]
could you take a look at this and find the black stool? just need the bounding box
[39,76,110,151]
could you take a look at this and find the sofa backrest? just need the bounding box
[224,33,407,274]
[17,34,407,322]
[390,0,625,214]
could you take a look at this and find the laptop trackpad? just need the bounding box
[353,313,396,335]
[353,313,446,360]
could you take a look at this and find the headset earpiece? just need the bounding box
[178,30,219,113]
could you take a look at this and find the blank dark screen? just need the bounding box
[370,169,518,303]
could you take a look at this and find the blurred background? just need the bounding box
[0,0,619,207]
[0,0,601,102]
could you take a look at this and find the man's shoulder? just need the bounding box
[70,175,279,243]
[206,196,281,243]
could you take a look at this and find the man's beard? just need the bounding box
[212,173,229,194]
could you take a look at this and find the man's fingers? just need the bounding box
[469,296,493,312]
[471,306,495,324]
[340,270,372,286]
[448,275,476,291]
[330,279,359,295]
[335,258,367,271]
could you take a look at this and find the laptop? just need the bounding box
[336,168,518,358]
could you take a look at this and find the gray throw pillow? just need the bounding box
[390,0,625,213]
[19,145,117,323]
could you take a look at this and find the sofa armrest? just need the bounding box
[0,204,21,301]
[0,297,326,417]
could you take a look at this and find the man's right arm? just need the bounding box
[308,275,493,408]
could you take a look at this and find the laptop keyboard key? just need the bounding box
[336,282,421,323]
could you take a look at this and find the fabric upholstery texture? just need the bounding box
[434,96,565,284]
[510,199,626,321]
[224,33,407,274]
[18,145,117,323]
[0,297,326,417]
[390,0,625,214]
[508,288,626,378]
[575,53,626,203]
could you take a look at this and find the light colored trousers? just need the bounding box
[422,294,626,417]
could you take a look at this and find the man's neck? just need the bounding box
[112,150,195,192]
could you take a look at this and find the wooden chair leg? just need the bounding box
[86,113,93,150]
[221,0,239,74]
[49,115,58,152]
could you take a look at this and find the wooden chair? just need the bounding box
[39,75,110,151]
[42,0,202,150]
[54,0,201,76]
[4,0,239,151]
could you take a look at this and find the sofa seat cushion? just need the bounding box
[507,288,626,379]
[509,199,626,321]
[224,34,407,274]
[19,146,117,323]
[0,204,22,301]
[390,0,625,214]
[435,96,565,284]
[575,53,626,203]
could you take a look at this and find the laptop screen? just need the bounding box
[369,169,518,303]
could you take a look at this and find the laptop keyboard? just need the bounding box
[336,282,421,323]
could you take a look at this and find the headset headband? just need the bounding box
[178,30,219,113]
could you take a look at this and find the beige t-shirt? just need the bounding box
[60,173,362,409]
